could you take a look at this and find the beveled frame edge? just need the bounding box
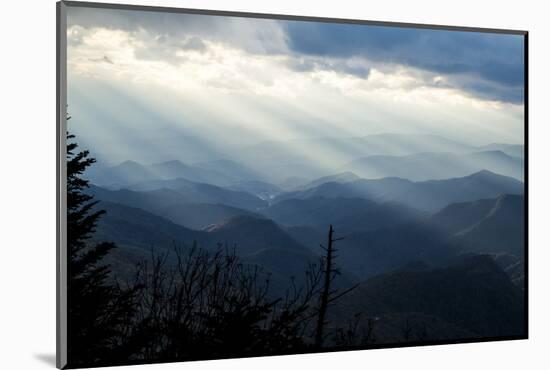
[57,1,68,369]
[523,31,530,339]
[61,0,528,35]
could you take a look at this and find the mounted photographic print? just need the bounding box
[56,1,528,368]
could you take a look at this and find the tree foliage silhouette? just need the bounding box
[66,131,138,366]
[126,245,324,361]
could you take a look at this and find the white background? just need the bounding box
[1,0,548,369]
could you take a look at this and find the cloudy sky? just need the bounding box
[66,6,525,165]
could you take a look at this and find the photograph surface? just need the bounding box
[62,4,526,368]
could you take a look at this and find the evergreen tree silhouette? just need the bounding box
[66,131,138,366]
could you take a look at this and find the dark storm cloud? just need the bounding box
[67,6,524,103]
[283,22,524,102]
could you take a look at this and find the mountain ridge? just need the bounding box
[341,150,523,181]
[274,170,523,212]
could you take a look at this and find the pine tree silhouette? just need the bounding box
[66,131,138,366]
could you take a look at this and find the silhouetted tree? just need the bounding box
[314,225,358,348]
[66,131,138,366]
